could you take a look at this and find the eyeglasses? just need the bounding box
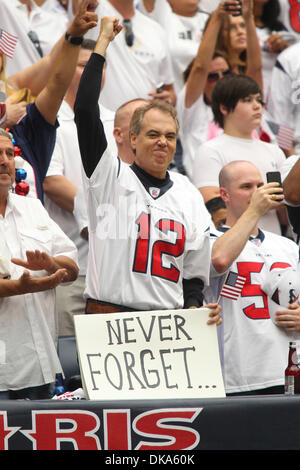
[28,31,43,58]
[123,19,134,47]
[207,69,231,83]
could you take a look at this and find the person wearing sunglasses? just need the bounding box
[176,2,236,179]
[176,0,265,181]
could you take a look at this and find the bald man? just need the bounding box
[208,160,300,396]
[113,98,148,164]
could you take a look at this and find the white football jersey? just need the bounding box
[205,226,300,393]
[83,147,212,311]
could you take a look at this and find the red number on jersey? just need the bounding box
[132,213,185,283]
[132,212,150,273]
[236,261,269,319]
[289,0,300,33]
[151,219,185,283]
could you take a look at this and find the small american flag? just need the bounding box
[0,28,18,59]
[219,271,246,301]
[266,120,294,151]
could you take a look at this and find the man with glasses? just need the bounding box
[193,73,286,235]
[70,0,176,111]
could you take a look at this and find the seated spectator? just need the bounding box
[0,0,68,76]
[137,0,210,95]
[69,0,176,111]
[208,160,300,395]
[193,73,287,235]
[205,196,227,228]
[0,128,78,400]
[253,0,295,99]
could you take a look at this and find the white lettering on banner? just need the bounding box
[74,309,225,400]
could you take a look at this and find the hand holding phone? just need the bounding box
[266,171,282,187]
[222,0,242,16]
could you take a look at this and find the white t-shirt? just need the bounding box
[176,85,220,179]
[268,42,300,155]
[0,192,78,390]
[83,147,212,310]
[177,84,278,180]
[206,225,300,394]
[45,100,116,276]
[1,0,67,76]
[79,0,174,111]
[193,133,286,234]
[137,0,208,94]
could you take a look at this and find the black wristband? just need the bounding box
[65,31,83,45]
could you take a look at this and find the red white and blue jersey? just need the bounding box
[205,226,300,393]
[83,151,212,311]
[75,53,212,311]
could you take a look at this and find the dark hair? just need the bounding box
[205,196,226,214]
[211,74,261,128]
[260,0,287,32]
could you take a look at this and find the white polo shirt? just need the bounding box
[0,193,78,391]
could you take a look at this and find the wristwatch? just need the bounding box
[65,31,83,45]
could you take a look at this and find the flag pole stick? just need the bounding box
[217,271,229,304]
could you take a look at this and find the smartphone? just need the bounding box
[223,0,242,16]
[266,171,282,186]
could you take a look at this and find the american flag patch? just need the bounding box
[266,120,294,151]
[0,28,18,59]
[220,271,247,301]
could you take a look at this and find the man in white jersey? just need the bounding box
[193,73,287,235]
[207,160,300,395]
[74,16,221,325]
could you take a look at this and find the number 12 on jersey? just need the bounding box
[132,212,186,283]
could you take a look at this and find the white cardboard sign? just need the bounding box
[74,308,225,400]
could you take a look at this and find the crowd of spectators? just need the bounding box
[1,0,300,399]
